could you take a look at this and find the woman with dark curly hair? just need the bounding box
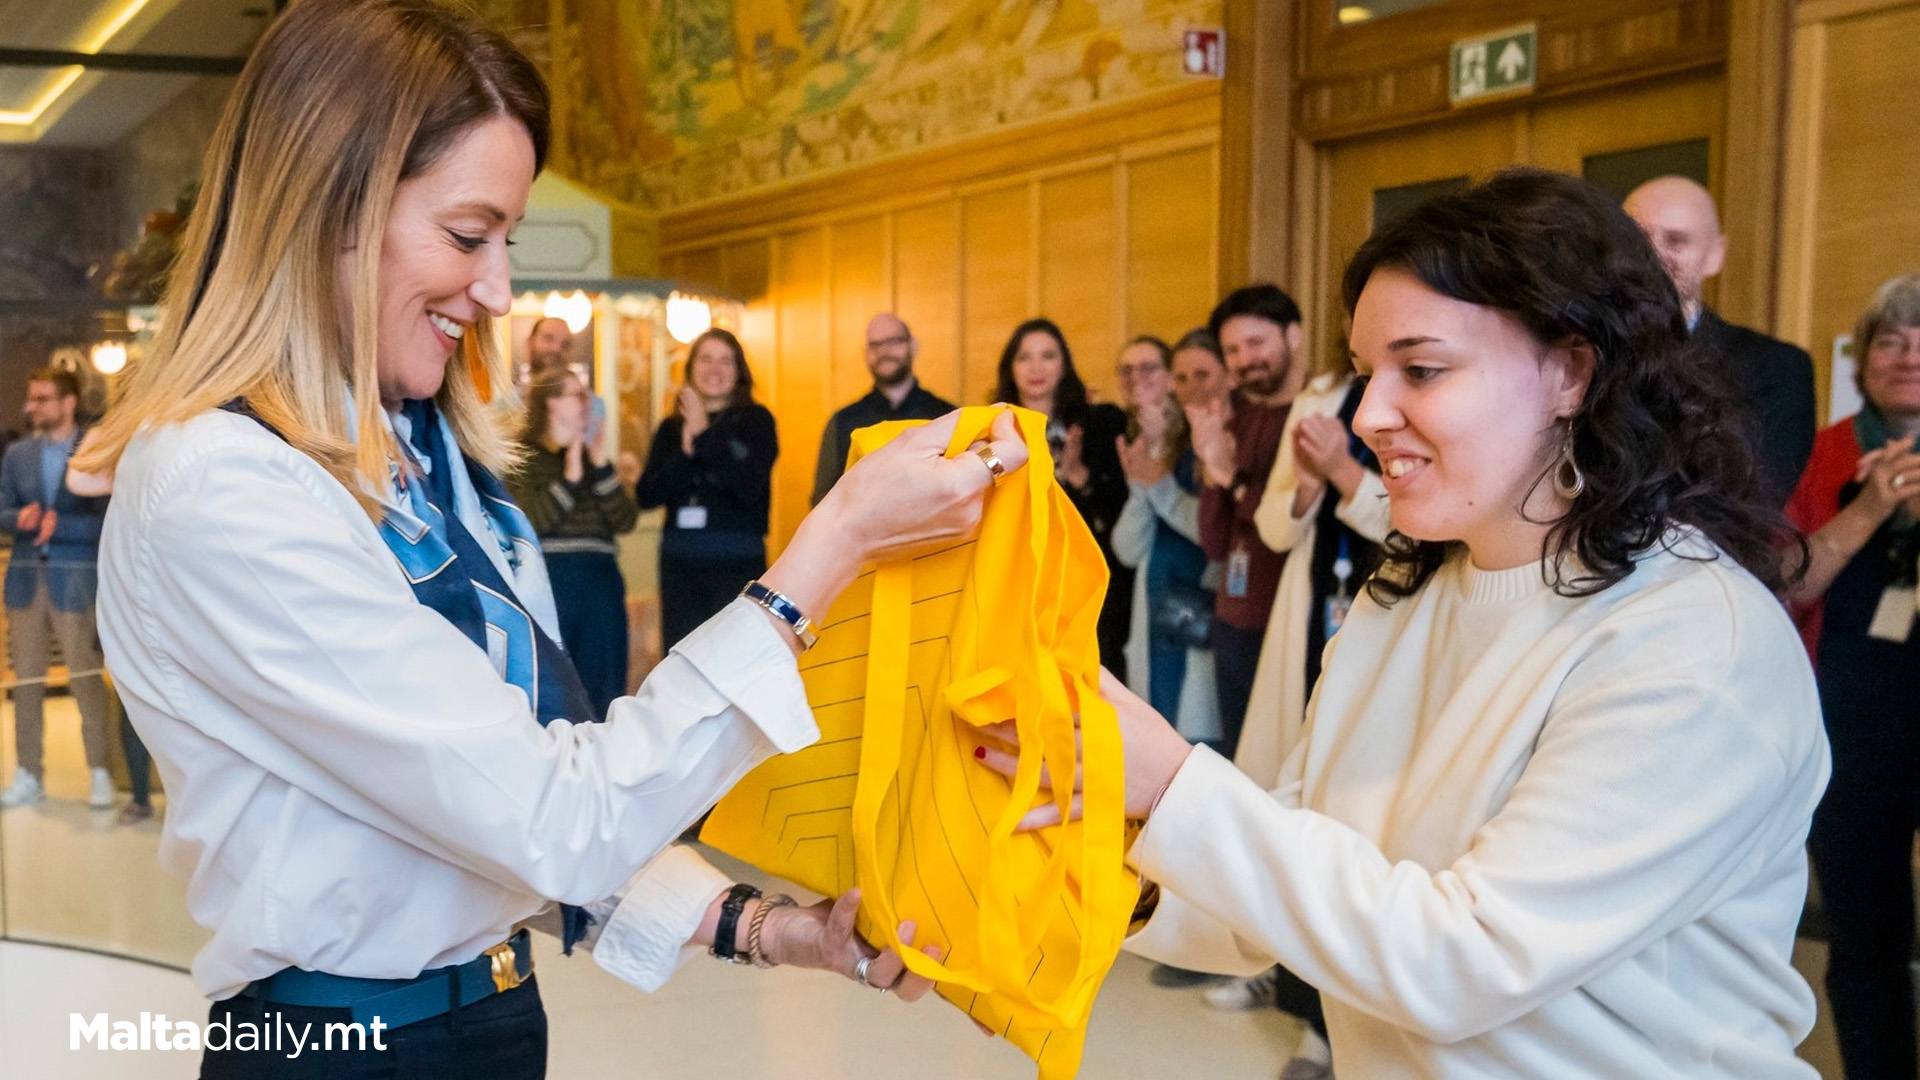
[991,169,1829,1078]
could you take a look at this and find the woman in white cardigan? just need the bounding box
[990,170,1828,1079]
[1238,363,1392,789]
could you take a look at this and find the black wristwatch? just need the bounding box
[710,882,762,964]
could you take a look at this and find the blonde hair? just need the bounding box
[76,0,549,514]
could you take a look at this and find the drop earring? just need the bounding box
[1553,418,1585,501]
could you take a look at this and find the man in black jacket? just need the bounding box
[810,312,954,505]
[1626,175,1816,505]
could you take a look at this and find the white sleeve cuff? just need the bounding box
[1122,746,1282,977]
[588,845,733,991]
[671,598,817,754]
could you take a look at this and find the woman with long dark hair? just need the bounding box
[992,169,1827,1078]
[993,318,1132,679]
[636,327,778,650]
[507,368,638,716]
[1785,273,1920,1080]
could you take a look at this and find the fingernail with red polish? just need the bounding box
[973,746,986,760]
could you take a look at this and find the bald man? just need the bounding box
[810,313,955,505]
[1625,175,1815,504]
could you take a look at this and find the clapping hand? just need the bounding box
[16,502,42,534]
[677,386,709,454]
[1117,431,1168,489]
[1852,436,1920,520]
[1186,398,1237,489]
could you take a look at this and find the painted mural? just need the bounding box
[470,0,1222,210]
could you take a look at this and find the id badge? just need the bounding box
[1226,547,1251,599]
[1324,593,1353,637]
[1867,586,1917,643]
[676,505,709,530]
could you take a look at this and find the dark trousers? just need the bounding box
[122,710,152,805]
[1146,629,1191,722]
[1807,722,1919,1080]
[659,551,765,652]
[1211,620,1265,759]
[200,977,546,1079]
[1272,965,1328,1040]
[546,551,631,717]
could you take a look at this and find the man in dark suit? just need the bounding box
[1626,176,1816,504]
[0,368,114,811]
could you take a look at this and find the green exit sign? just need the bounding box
[1450,25,1536,104]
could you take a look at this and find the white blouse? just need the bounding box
[97,409,814,998]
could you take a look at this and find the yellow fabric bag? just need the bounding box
[702,405,1136,1079]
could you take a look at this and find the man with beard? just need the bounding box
[1190,285,1301,759]
[1625,176,1815,505]
[810,312,955,504]
[0,368,114,811]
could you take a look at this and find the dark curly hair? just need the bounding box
[1342,167,1798,602]
[991,317,1089,424]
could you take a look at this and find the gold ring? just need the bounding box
[975,445,1007,486]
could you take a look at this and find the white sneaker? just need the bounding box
[1277,1027,1334,1080]
[1205,967,1280,1011]
[1,767,46,808]
[88,767,114,809]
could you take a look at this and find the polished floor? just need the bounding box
[0,697,1850,1078]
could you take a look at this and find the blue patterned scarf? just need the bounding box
[229,399,602,951]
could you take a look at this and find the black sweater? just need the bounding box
[635,403,779,557]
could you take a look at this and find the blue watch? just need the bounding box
[740,581,818,651]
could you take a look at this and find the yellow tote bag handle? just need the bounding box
[845,406,1132,1034]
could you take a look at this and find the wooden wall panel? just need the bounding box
[1779,0,1920,421]
[1127,147,1223,345]
[891,202,963,404]
[1039,168,1121,399]
[657,91,1222,550]
[828,215,890,407]
[770,228,829,542]
[961,185,1035,405]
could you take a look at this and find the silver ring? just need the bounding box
[853,954,874,985]
[974,445,1007,486]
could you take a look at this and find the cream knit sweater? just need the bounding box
[1126,533,1829,1079]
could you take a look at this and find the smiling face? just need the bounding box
[865,313,915,387]
[1116,341,1171,412]
[1012,330,1065,408]
[544,373,590,444]
[1218,314,1296,399]
[1863,322,1920,423]
[689,337,740,403]
[1171,346,1227,410]
[365,115,534,406]
[1351,266,1592,571]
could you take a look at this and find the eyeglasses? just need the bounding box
[867,334,911,352]
[1116,363,1165,379]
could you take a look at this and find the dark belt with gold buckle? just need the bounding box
[239,927,534,1030]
